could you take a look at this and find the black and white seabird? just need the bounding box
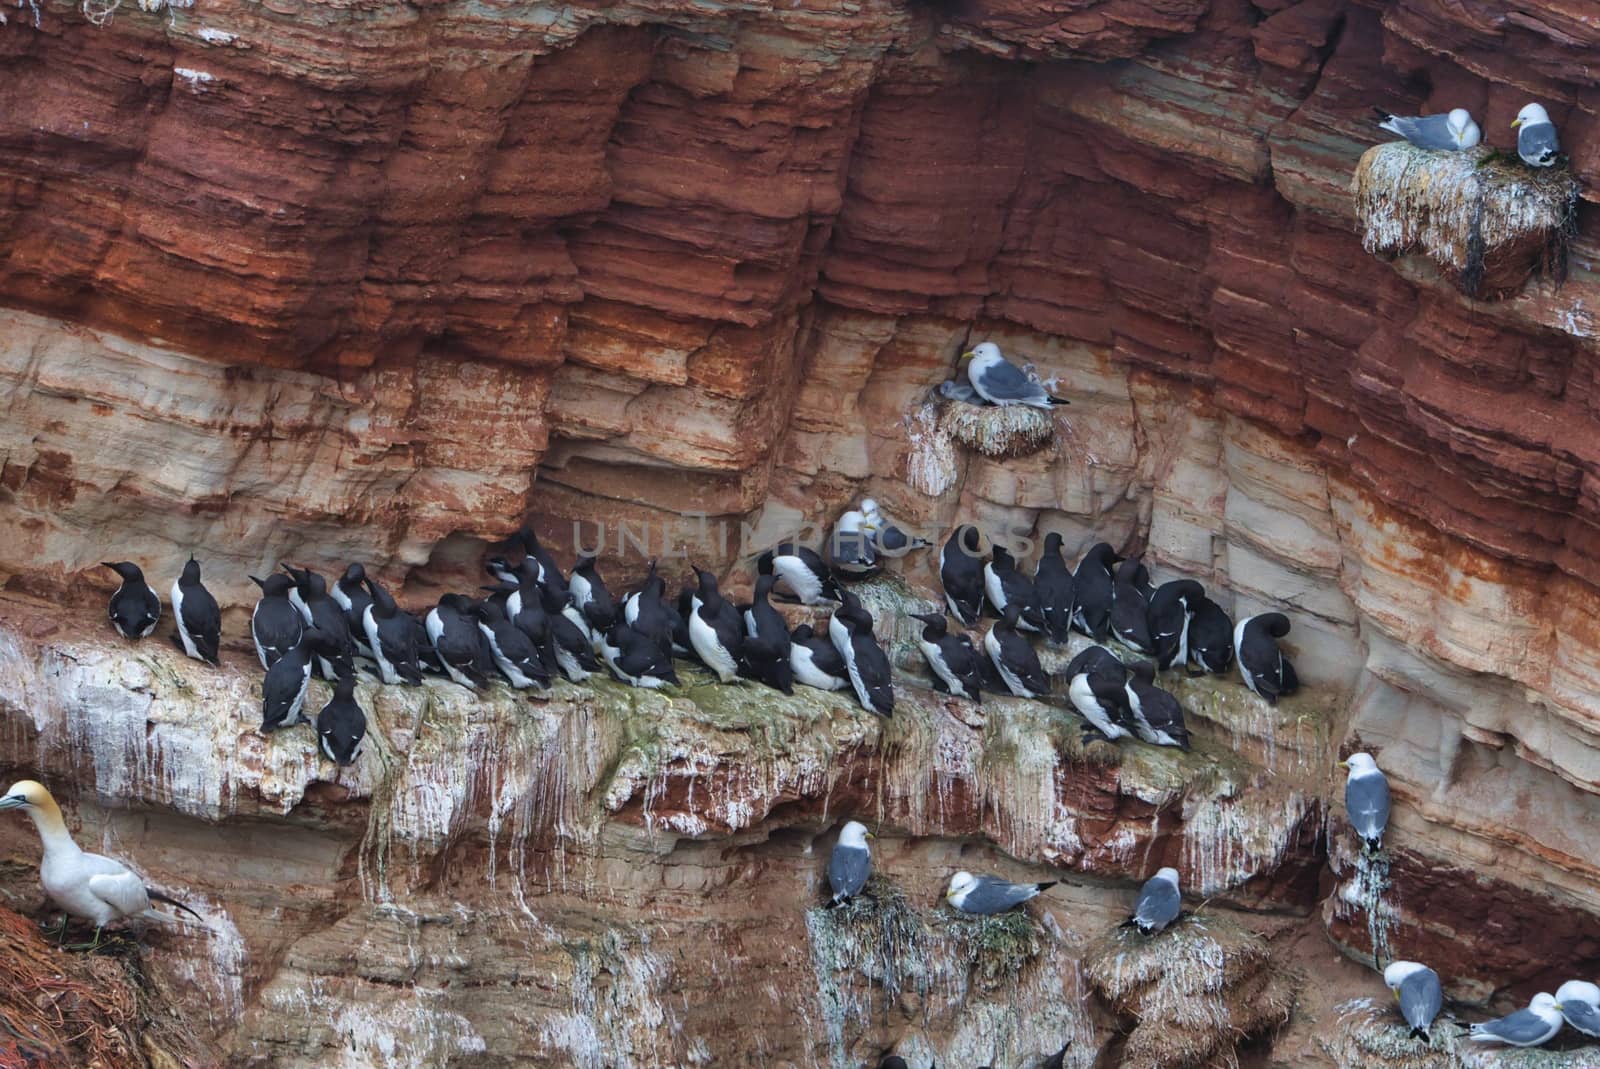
[939,525,987,627]
[624,560,683,655]
[860,498,931,556]
[984,545,1045,633]
[1072,543,1120,641]
[1185,595,1234,676]
[570,556,618,639]
[250,574,305,670]
[103,562,161,640]
[1512,102,1561,167]
[426,594,490,690]
[475,598,553,691]
[540,586,599,683]
[1234,612,1299,704]
[945,870,1057,913]
[1033,533,1076,645]
[1340,752,1390,853]
[485,555,540,617]
[829,592,894,717]
[789,623,850,692]
[1124,867,1182,934]
[510,525,568,597]
[1109,557,1154,655]
[740,633,794,694]
[283,565,356,680]
[827,821,872,906]
[958,342,1069,408]
[601,620,679,689]
[688,567,744,683]
[1124,661,1191,750]
[170,556,221,666]
[983,604,1049,699]
[331,564,375,656]
[1384,962,1443,1041]
[743,575,792,657]
[261,629,337,732]
[911,612,983,702]
[756,542,841,605]
[315,671,367,766]
[1148,579,1205,670]
[361,578,424,685]
[1065,644,1132,740]
[828,509,880,580]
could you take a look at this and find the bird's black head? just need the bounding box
[991,544,1014,567]
[791,623,814,640]
[102,561,143,581]
[253,573,294,598]
[1043,531,1064,554]
[332,671,358,698]
[180,556,202,585]
[1000,602,1023,626]
[911,611,947,634]
[367,580,397,615]
[342,563,366,584]
[438,593,475,614]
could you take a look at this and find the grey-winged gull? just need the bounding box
[1384,961,1442,1040]
[945,870,1056,914]
[959,342,1069,408]
[1556,980,1600,1037]
[1466,992,1564,1047]
[828,509,880,579]
[1513,103,1560,167]
[861,498,931,555]
[1372,107,1481,151]
[826,821,872,906]
[1342,752,1390,853]
[1125,866,1182,934]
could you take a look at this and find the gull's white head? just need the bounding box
[960,341,1002,365]
[1384,961,1428,991]
[1446,108,1482,148]
[1512,103,1551,129]
[859,498,882,520]
[1154,866,1180,887]
[1342,752,1380,776]
[0,780,52,812]
[946,870,977,902]
[1531,992,1561,1013]
[839,821,873,849]
[1556,980,1600,1007]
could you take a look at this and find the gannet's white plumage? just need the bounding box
[0,780,199,931]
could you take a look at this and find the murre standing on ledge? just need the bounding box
[1065,645,1132,740]
[829,591,894,717]
[261,628,336,732]
[315,671,367,766]
[826,821,873,907]
[1235,612,1298,704]
[984,545,1045,632]
[1340,752,1390,854]
[789,623,850,693]
[1110,557,1154,655]
[331,564,374,655]
[1124,867,1182,934]
[103,562,161,640]
[600,620,680,690]
[1124,661,1191,750]
[570,556,619,639]
[1148,579,1205,670]
[1033,532,1076,645]
[984,604,1049,700]
[170,556,221,666]
[283,565,355,680]
[958,342,1070,408]
[474,598,552,692]
[1185,595,1234,676]
[251,574,305,670]
[427,594,490,690]
[757,541,840,605]
[940,524,987,626]
[741,576,794,693]
[911,612,983,702]
[688,566,745,684]
[1072,543,1120,641]
[541,586,598,681]
[0,780,202,943]
[360,578,424,685]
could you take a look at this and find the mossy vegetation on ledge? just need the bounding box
[1351,142,1580,300]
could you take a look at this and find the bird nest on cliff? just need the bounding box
[1351,142,1580,300]
[1325,997,1600,1069]
[905,396,1058,497]
[0,901,201,1068]
[1083,912,1296,1069]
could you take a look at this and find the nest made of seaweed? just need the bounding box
[1083,913,1296,1069]
[1351,142,1581,299]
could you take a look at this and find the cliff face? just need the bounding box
[1,0,1598,1064]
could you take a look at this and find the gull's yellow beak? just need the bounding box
[959,350,975,363]
[1511,118,1523,128]
[1338,760,1349,769]
[1392,989,1400,1002]
[865,831,876,840]
[1555,1002,1565,1011]
[944,887,956,900]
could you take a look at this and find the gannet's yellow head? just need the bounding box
[0,780,52,811]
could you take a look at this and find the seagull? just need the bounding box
[1555,980,1600,1038]
[945,870,1056,914]
[1371,106,1481,151]
[959,342,1070,409]
[1465,992,1564,1047]
[1341,752,1391,853]
[0,780,202,944]
[826,821,873,906]
[1384,961,1443,1041]
[1123,867,1182,934]
[1512,103,1560,167]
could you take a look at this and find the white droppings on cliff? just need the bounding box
[166,899,248,1020]
[904,401,960,497]
[196,26,236,43]
[540,928,685,1069]
[326,990,487,1069]
[174,68,216,89]
[1180,783,1312,895]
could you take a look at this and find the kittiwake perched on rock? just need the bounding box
[103,561,161,640]
[945,870,1056,914]
[1341,752,1390,853]
[1465,992,1564,1047]
[1384,961,1443,1041]
[1512,103,1561,167]
[959,342,1069,408]
[1372,106,1481,151]
[170,556,221,666]
[1555,980,1600,1038]
[826,821,873,906]
[0,780,202,940]
[1124,866,1182,934]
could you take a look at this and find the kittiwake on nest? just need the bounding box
[1351,141,1579,299]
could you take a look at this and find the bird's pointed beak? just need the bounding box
[866,831,876,840]
[958,351,974,363]
[1392,989,1400,1002]
[1338,760,1348,768]
[0,794,26,811]
[1511,118,1522,128]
